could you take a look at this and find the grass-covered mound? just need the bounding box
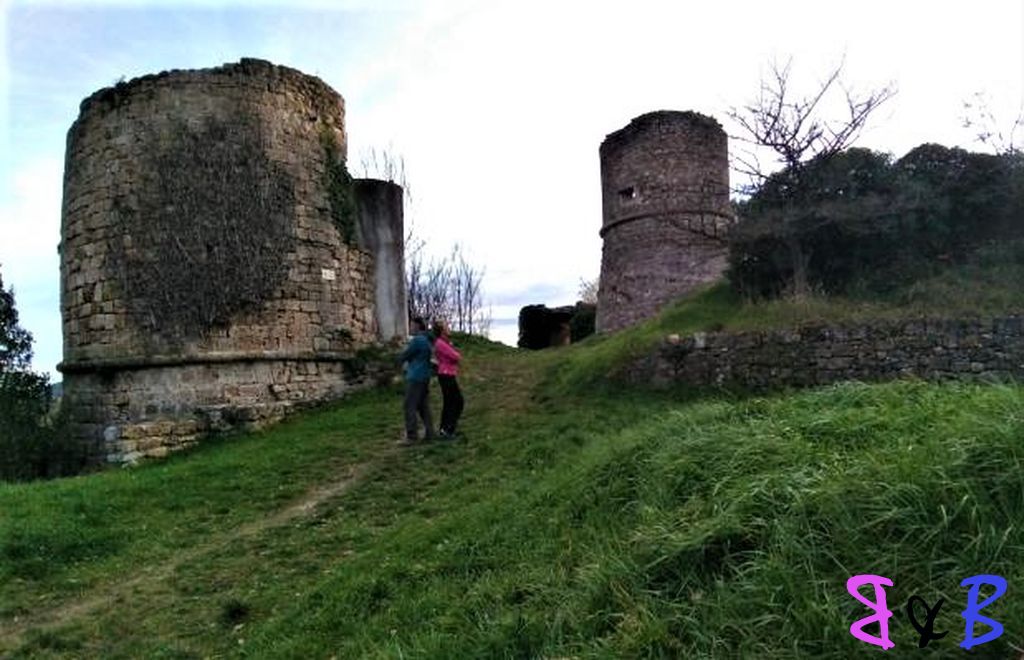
[554,243,1024,394]
[2,328,1022,657]
[237,381,1024,658]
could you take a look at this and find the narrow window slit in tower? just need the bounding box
[618,186,637,200]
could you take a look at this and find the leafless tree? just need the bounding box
[961,91,1024,155]
[577,277,598,305]
[406,241,491,335]
[448,245,490,335]
[728,57,897,194]
[727,57,896,297]
[406,246,449,324]
[364,146,490,334]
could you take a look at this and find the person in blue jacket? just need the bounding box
[399,317,436,444]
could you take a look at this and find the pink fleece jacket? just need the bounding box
[433,336,462,376]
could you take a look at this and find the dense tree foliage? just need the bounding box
[728,145,1024,298]
[1,272,33,371]
[0,266,83,481]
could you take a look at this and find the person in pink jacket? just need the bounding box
[431,320,464,438]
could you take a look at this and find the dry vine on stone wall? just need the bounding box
[110,115,296,341]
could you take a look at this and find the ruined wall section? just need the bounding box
[354,179,407,342]
[626,317,1024,390]
[596,111,731,333]
[59,59,390,463]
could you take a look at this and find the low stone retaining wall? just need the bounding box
[63,350,397,464]
[625,316,1024,390]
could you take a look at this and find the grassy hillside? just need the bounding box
[552,247,1024,394]
[2,304,1024,657]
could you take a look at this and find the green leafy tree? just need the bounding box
[729,142,1024,299]
[895,143,1022,255]
[729,148,899,297]
[0,265,82,481]
[1,269,33,370]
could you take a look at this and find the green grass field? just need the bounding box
[2,288,1024,658]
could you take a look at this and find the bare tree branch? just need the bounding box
[726,57,896,297]
[961,91,1024,155]
[354,144,413,204]
[406,238,491,335]
[577,277,598,304]
[727,57,896,187]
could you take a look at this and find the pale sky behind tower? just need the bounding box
[2,0,1022,379]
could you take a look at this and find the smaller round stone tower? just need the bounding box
[596,110,731,333]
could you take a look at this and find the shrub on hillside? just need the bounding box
[895,144,1023,256]
[729,149,902,298]
[0,373,84,481]
[728,144,1024,299]
[569,303,596,343]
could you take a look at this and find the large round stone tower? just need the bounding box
[596,110,731,333]
[59,59,406,464]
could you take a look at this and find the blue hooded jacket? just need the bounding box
[400,331,434,382]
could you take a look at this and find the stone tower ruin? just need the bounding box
[59,59,406,464]
[596,110,731,332]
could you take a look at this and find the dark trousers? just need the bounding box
[438,374,464,434]
[404,379,434,440]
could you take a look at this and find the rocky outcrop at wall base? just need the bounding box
[625,316,1024,390]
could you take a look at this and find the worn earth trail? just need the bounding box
[0,345,539,657]
[0,460,374,651]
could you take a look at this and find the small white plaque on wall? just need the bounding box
[321,268,336,281]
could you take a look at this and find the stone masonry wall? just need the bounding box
[59,59,397,463]
[597,111,731,333]
[599,216,728,332]
[61,58,375,363]
[626,316,1024,390]
[65,356,394,464]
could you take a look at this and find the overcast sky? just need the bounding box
[2,0,1022,379]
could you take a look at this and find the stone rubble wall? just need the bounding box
[626,316,1024,390]
[65,356,396,464]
